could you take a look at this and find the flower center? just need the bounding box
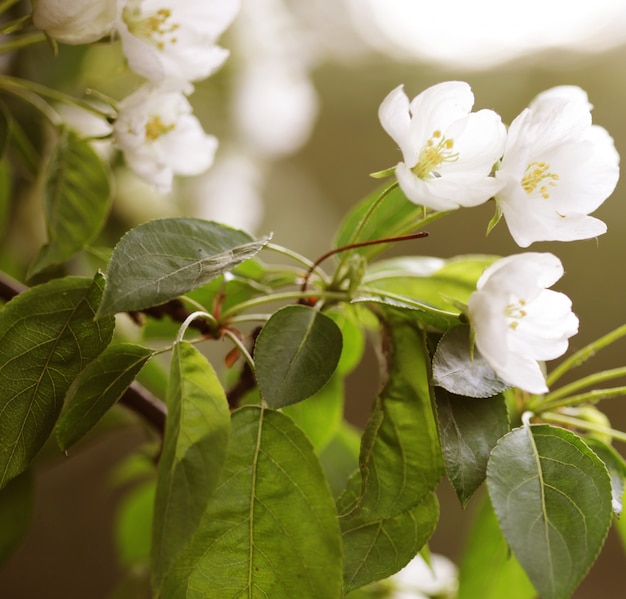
[505,298,527,330]
[412,130,459,179]
[521,161,559,199]
[124,7,180,50]
[145,115,175,141]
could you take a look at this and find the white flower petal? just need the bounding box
[379,85,415,164]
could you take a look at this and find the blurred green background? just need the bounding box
[2,1,626,597]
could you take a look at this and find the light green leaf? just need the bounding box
[342,310,443,520]
[115,481,155,567]
[0,274,114,489]
[151,341,231,592]
[585,437,626,516]
[432,326,510,397]
[457,493,536,599]
[98,218,269,316]
[254,304,343,408]
[319,422,362,499]
[435,387,509,507]
[487,424,612,599]
[55,343,154,451]
[162,406,343,599]
[28,129,112,278]
[335,183,425,260]
[0,471,34,567]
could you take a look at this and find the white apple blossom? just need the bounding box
[378,81,506,211]
[495,85,620,247]
[113,83,217,193]
[468,252,579,394]
[32,0,120,45]
[118,0,240,83]
[387,554,457,599]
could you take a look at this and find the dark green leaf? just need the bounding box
[432,326,510,397]
[162,406,343,599]
[335,183,424,260]
[457,493,536,599]
[487,424,612,599]
[585,437,626,515]
[0,274,114,488]
[435,387,509,507]
[151,341,231,592]
[28,129,112,278]
[254,304,343,408]
[98,218,268,316]
[55,343,154,451]
[341,311,443,520]
[340,471,439,593]
[0,471,34,567]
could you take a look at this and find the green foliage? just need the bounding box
[487,424,613,599]
[56,342,154,451]
[151,341,231,592]
[161,407,343,599]
[98,218,269,316]
[28,129,112,279]
[254,304,343,408]
[0,274,114,489]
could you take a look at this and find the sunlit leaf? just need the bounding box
[0,471,34,567]
[457,493,536,599]
[0,274,114,488]
[161,406,343,599]
[435,387,509,507]
[432,326,510,397]
[151,342,231,592]
[28,129,112,279]
[55,343,154,451]
[585,437,626,516]
[254,304,343,408]
[98,218,269,316]
[487,424,612,599]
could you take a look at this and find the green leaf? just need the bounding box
[435,387,509,507]
[340,471,439,593]
[584,437,626,515]
[342,310,443,520]
[254,304,343,408]
[335,183,425,260]
[487,424,612,599]
[28,129,112,279]
[115,481,155,566]
[55,343,154,451]
[319,422,362,498]
[432,326,510,398]
[0,274,114,488]
[162,406,343,599]
[0,471,34,567]
[457,493,536,599]
[364,255,498,313]
[151,341,231,592]
[0,159,10,239]
[98,218,269,316]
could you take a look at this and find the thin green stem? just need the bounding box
[539,367,626,407]
[357,286,459,319]
[222,329,255,371]
[227,314,271,325]
[264,242,329,284]
[547,324,626,387]
[0,32,46,54]
[0,0,22,15]
[538,386,626,412]
[220,290,349,320]
[542,411,626,444]
[175,311,218,343]
[0,75,116,119]
[1,14,32,35]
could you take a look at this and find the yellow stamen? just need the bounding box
[412,130,459,179]
[124,7,180,49]
[506,299,527,330]
[521,161,559,199]
[145,115,175,141]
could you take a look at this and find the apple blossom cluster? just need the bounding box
[32,0,240,193]
[380,81,619,394]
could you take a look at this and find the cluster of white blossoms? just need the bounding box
[32,0,240,193]
[380,81,620,394]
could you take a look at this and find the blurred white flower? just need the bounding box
[32,0,119,45]
[378,81,506,211]
[55,103,114,160]
[495,85,620,247]
[118,0,240,83]
[468,252,579,394]
[113,83,217,193]
[388,554,458,599]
